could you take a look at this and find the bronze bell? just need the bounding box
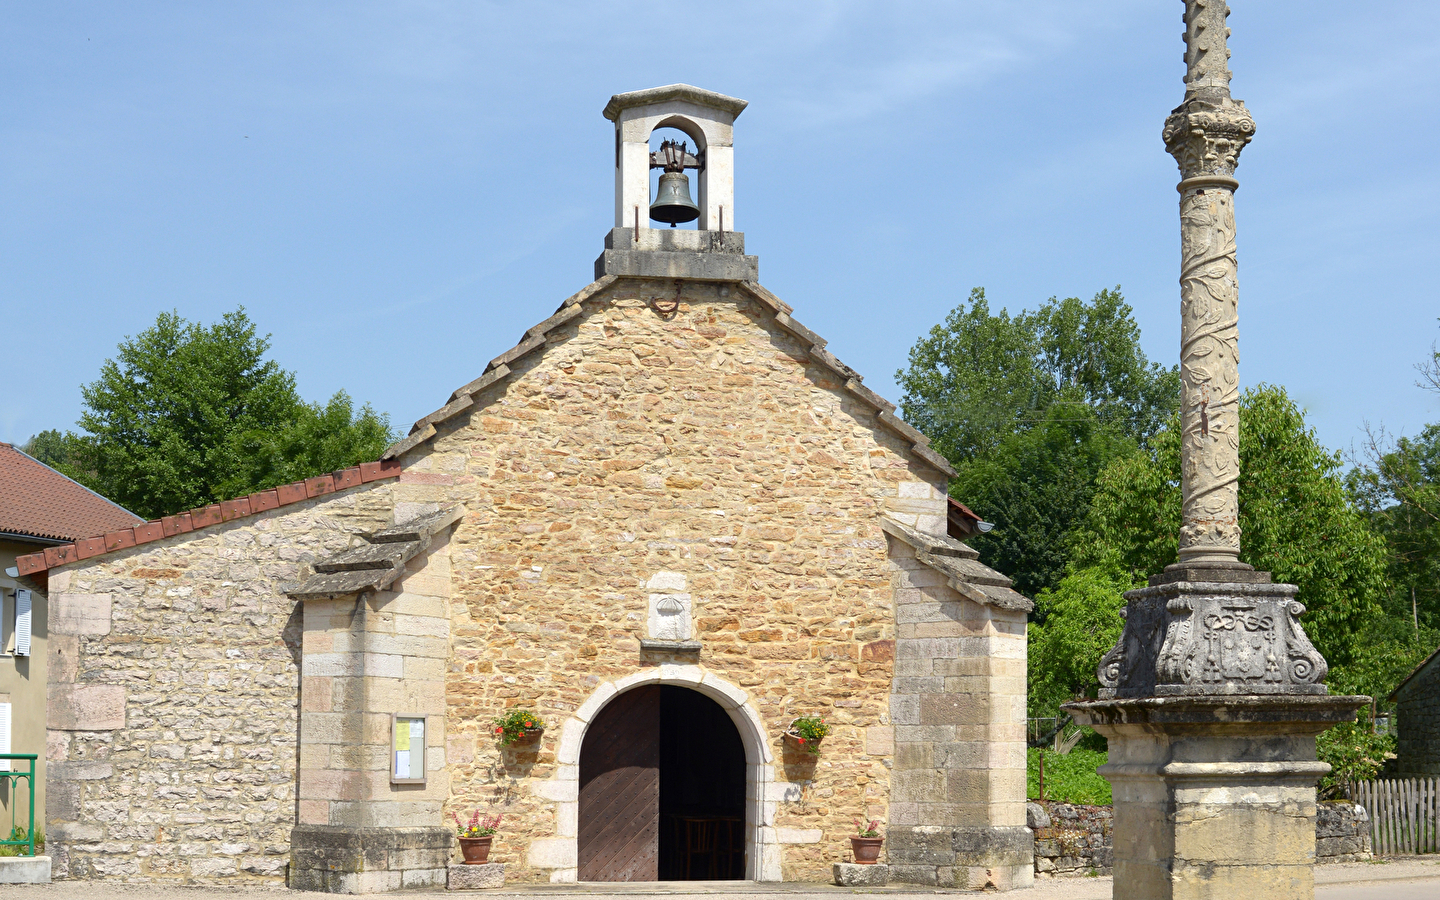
[650,171,700,226]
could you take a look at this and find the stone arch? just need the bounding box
[648,114,710,152]
[528,666,784,883]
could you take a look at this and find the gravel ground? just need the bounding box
[3,858,1437,900]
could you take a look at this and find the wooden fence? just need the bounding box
[1346,777,1439,855]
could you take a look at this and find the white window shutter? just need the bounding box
[14,590,31,656]
[0,702,11,771]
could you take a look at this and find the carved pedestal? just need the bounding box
[1065,696,1366,900]
[1098,578,1328,699]
[1075,574,1366,899]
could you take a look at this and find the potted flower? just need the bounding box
[784,715,830,754]
[452,811,502,865]
[492,709,545,746]
[851,818,883,864]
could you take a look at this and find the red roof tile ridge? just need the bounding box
[13,459,402,578]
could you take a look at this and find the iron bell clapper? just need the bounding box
[650,171,699,226]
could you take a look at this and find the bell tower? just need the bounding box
[596,84,758,282]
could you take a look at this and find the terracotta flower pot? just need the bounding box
[509,727,543,746]
[783,731,822,754]
[850,836,883,864]
[458,835,493,865]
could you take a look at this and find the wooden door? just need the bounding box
[578,684,660,881]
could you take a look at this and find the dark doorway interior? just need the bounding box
[658,686,747,880]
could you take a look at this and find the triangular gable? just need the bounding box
[381,276,956,480]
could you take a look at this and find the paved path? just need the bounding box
[6,858,1438,899]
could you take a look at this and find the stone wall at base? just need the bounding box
[289,825,452,892]
[1316,801,1371,862]
[1027,798,1369,877]
[44,482,396,883]
[1028,801,1112,876]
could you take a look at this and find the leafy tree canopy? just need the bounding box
[1026,557,1131,718]
[897,287,1179,465]
[897,287,1179,596]
[1065,384,1390,688]
[33,308,396,521]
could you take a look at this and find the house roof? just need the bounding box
[13,459,402,578]
[1388,643,1440,703]
[380,276,957,480]
[0,442,142,543]
[948,497,983,539]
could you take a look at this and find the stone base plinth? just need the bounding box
[0,856,52,884]
[833,863,888,886]
[1066,695,1367,900]
[448,863,506,890]
[289,825,453,893]
[886,826,1032,891]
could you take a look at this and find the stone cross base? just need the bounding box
[833,863,888,886]
[1065,695,1366,900]
[448,863,506,890]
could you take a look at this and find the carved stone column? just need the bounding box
[1066,5,1368,899]
[1166,0,1255,571]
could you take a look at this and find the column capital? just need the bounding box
[1164,95,1256,181]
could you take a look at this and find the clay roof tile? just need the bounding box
[0,443,141,542]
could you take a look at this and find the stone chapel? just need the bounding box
[17,84,1033,892]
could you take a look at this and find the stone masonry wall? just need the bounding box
[1027,799,1368,877]
[1396,654,1440,776]
[887,538,1029,889]
[45,482,396,883]
[394,278,950,882]
[1028,802,1113,877]
[1316,800,1371,862]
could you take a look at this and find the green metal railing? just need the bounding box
[0,754,37,857]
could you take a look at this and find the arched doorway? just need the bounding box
[577,685,747,881]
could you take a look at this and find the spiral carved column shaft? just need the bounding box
[1165,0,1255,565]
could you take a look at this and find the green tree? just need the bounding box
[1069,384,1389,680]
[952,404,1137,598]
[1026,557,1132,718]
[1340,331,1440,701]
[896,287,1178,596]
[50,308,396,520]
[21,429,76,470]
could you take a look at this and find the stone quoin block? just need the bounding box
[49,593,112,636]
[47,684,126,731]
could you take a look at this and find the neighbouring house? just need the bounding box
[15,85,1033,892]
[1390,644,1440,777]
[0,441,143,834]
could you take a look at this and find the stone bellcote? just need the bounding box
[596,83,758,282]
[604,83,746,231]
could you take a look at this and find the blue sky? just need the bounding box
[4,1,1438,461]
